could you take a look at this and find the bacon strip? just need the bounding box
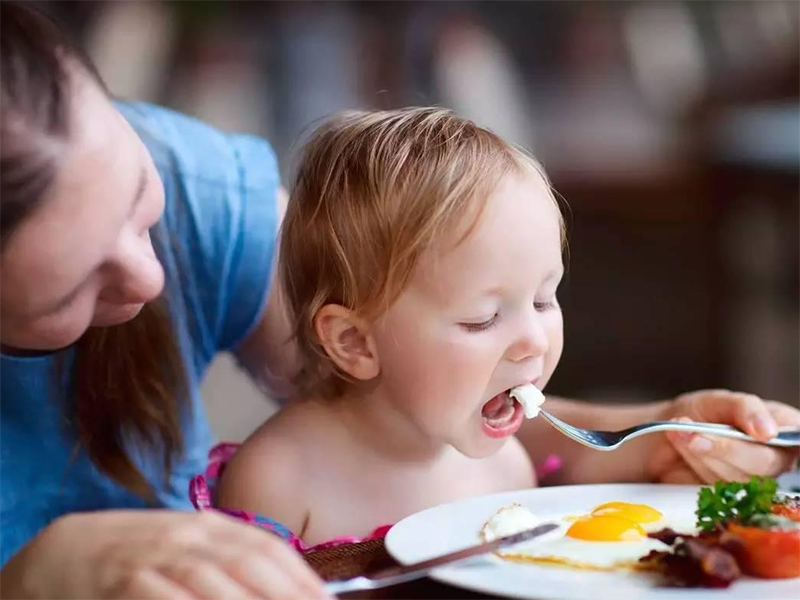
[640,528,741,588]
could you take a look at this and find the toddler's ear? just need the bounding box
[314,304,379,381]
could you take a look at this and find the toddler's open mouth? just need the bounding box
[481,391,524,438]
[481,383,545,439]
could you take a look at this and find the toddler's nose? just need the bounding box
[505,314,549,362]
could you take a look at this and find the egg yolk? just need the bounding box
[566,514,646,541]
[591,502,663,525]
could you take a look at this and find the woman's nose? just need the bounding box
[100,230,164,305]
[505,313,550,363]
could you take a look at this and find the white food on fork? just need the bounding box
[509,383,545,419]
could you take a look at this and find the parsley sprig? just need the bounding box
[696,477,778,532]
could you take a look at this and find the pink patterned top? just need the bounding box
[189,443,563,553]
[189,443,391,553]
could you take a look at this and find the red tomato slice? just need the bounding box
[727,522,800,579]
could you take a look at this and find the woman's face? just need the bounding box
[0,71,166,351]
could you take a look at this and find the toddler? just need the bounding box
[205,108,565,548]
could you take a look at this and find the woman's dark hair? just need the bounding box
[1,2,187,500]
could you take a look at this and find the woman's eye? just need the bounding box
[460,314,498,332]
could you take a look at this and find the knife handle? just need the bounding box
[325,570,425,595]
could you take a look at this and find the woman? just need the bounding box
[0,3,326,598]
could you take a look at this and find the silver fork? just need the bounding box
[538,410,800,451]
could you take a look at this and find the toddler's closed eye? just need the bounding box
[460,314,498,332]
[534,299,558,311]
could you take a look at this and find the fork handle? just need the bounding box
[627,421,800,447]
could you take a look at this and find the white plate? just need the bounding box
[385,484,799,600]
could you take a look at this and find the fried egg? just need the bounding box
[481,501,695,572]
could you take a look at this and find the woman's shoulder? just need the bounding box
[117,102,282,363]
[116,101,279,197]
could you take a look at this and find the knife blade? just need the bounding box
[324,522,559,595]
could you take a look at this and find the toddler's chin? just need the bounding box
[452,436,507,460]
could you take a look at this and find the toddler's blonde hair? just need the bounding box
[280,107,562,398]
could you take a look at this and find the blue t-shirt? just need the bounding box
[0,102,279,566]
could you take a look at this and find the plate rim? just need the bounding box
[384,482,799,600]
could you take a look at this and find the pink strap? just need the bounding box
[535,453,563,481]
[189,443,390,552]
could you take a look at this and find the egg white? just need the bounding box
[481,502,695,572]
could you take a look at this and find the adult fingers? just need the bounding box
[113,567,195,600]
[209,513,329,600]
[159,559,254,600]
[665,419,733,483]
[676,432,794,479]
[767,401,800,427]
[218,550,319,600]
[688,391,777,441]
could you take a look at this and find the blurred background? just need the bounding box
[36,0,799,441]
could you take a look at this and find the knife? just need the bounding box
[324,522,559,595]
